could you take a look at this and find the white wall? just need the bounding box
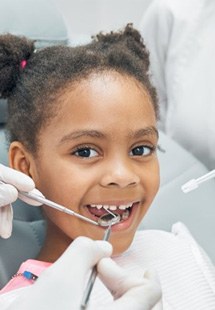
[52,0,151,44]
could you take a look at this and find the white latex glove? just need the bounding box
[5,237,113,310]
[0,164,42,239]
[98,258,162,310]
[3,237,162,310]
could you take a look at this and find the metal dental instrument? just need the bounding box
[98,211,120,226]
[81,210,120,309]
[0,180,99,226]
[181,169,215,193]
[19,190,100,226]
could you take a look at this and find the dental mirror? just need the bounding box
[97,212,120,227]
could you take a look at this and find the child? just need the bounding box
[0,25,214,309]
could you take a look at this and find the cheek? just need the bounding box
[31,161,79,204]
[145,160,160,197]
[137,161,160,219]
[42,206,86,241]
[150,169,160,198]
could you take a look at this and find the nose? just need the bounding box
[100,157,140,188]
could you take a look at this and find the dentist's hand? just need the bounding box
[6,237,112,310]
[5,237,162,310]
[98,258,162,310]
[0,164,41,239]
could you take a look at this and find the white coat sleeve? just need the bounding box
[139,0,173,129]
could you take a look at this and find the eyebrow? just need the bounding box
[59,126,158,144]
[59,130,105,144]
[130,127,159,139]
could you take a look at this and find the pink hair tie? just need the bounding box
[20,60,27,69]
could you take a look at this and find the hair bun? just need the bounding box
[0,33,34,98]
[93,23,150,71]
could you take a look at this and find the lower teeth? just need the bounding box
[121,209,130,220]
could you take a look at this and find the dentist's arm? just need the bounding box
[0,164,41,238]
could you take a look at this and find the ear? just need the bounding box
[9,141,36,179]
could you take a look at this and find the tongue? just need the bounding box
[86,205,125,217]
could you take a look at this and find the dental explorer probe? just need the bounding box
[81,211,120,309]
[0,180,99,226]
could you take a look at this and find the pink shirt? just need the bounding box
[0,259,51,294]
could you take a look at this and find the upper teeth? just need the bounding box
[90,203,132,210]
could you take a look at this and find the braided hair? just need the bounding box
[0,24,159,153]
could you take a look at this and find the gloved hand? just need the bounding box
[4,237,162,310]
[5,237,112,310]
[98,258,162,310]
[0,164,42,239]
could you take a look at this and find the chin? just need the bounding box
[110,233,135,256]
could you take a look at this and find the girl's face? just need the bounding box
[19,72,160,259]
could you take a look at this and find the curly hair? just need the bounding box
[0,24,159,153]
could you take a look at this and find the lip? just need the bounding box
[82,201,140,231]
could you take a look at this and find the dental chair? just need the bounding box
[1,0,215,290]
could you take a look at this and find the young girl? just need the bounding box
[0,25,215,309]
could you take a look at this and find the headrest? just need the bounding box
[0,0,68,124]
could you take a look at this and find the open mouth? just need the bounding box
[85,202,137,224]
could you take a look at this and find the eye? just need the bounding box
[130,145,154,157]
[73,147,98,158]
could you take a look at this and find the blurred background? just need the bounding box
[52,0,151,44]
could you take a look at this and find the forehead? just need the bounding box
[41,71,157,143]
[57,71,156,120]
